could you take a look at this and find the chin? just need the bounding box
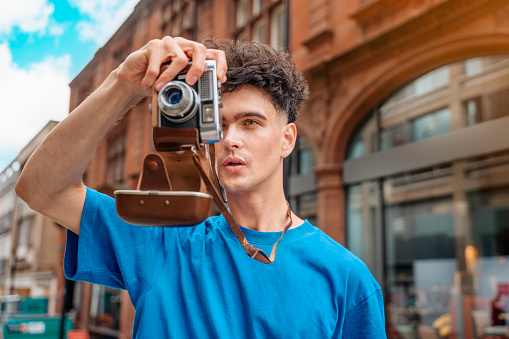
[220,180,254,195]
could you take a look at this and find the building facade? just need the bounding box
[1,121,63,315]
[68,0,509,338]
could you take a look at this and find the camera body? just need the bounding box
[115,60,222,227]
[154,60,222,144]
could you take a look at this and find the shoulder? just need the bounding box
[298,222,382,306]
[300,223,370,272]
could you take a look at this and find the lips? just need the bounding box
[223,157,246,167]
[222,156,246,173]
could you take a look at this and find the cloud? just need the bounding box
[0,43,71,170]
[0,0,55,36]
[69,0,140,47]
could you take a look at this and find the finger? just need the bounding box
[171,37,209,86]
[154,37,189,91]
[206,49,228,83]
[140,42,166,89]
[182,46,207,86]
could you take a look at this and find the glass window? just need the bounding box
[236,0,248,28]
[348,138,365,158]
[465,98,483,126]
[465,58,484,76]
[270,4,286,50]
[346,182,380,278]
[172,15,181,36]
[183,4,192,29]
[294,192,317,226]
[414,67,448,97]
[463,86,509,127]
[252,19,265,43]
[345,55,509,338]
[163,4,172,22]
[16,217,32,259]
[464,56,509,76]
[106,131,126,185]
[346,114,375,158]
[173,0,181,12]
[237,31,246,43]
[412,108,450,142]
[253,0,263,16]
[381,66,450,110]
[289,137,315,176]
[288,137,317,226]
[381,124,410,150]
[347,156,509,338]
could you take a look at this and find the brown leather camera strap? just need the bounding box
[206,144,226,204]
[191,146,293,264]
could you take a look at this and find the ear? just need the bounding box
[281,123,297,159]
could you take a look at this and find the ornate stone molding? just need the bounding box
[350,0,406,25]
[331,0,505,74]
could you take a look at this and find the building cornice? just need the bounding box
[307,0,505,76]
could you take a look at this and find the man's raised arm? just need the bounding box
[15,37,227,235]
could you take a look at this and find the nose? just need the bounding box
[222,125,243,150]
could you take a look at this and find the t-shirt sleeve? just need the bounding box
[341,289,386,338]
[64,187,170,304]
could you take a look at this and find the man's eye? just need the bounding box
[245,120,259,126]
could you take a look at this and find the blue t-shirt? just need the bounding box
[65,188,386,338]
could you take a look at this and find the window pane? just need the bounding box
[346,182,379,278]
[236,0,248,27]
[253,0,263,16]
[346,113,375,159]
[271,5,286,49]
[253,19,265,43]
[289,137,315,176]
[435,108,450,135]
[412,108,450,142]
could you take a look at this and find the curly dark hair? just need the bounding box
[203,38,309,123]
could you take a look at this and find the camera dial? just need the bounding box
[158,81,198,122]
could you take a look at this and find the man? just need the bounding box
[16,37,386,338]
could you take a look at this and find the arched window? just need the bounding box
[344,55,509,339]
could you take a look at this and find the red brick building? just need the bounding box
[65,0,509,337]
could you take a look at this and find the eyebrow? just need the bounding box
[222,111,268,122]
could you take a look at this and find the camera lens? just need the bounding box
[158,81,198,122]
[166,89,183,104]
[169,93,182,104]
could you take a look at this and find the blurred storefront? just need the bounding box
[66,0,509,337]
[344,56,509,338]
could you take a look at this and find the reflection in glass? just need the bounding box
[345,55,509,338]
[346,55,509,158]
[412,108,450,141]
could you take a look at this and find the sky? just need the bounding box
[0,0,140,175]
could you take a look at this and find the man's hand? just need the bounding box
[16,36,226,235]
[116,36,228,97]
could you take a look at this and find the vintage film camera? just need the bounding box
[114,60,222,227]
[155,60,222,144]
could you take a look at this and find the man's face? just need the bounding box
[214,86,295,195]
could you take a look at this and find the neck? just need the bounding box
[225,190,302,232]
